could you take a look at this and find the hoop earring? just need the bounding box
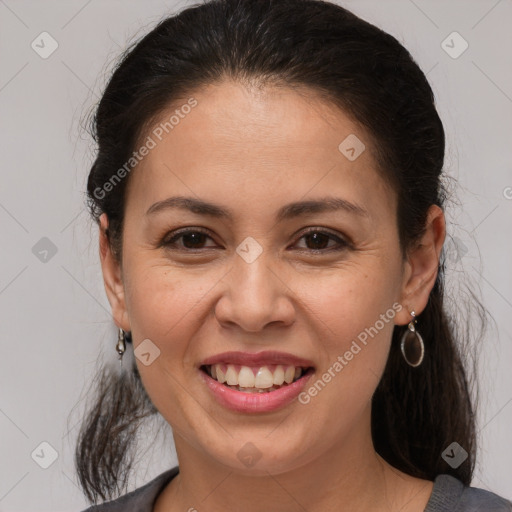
[400,311,424,367]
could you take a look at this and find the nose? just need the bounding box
[214,252,296,333]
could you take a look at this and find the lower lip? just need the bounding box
[199,368,314,413]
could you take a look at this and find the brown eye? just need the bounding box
[303,232,332,250]
[163,229,217,250]
[293,229,349,252]
[161,227,349,254]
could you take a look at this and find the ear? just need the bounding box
[99,213,131,332]
[395,204,446,326]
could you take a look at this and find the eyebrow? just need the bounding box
[146,195,369,221]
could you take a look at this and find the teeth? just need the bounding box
[284,366,295,384]
[238,366,255,387]
[254,367,274,388]
[273,365,285,385]
[225,365,238,385]
[206,364,306,389]
[216,365,226,384]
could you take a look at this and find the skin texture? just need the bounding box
[99,80,445,511]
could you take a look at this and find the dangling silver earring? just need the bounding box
[400,311,424,367]
[116,328,126,367]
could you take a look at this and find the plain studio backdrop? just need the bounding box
[0,0,511,510]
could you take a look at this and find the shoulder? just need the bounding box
[425,474,512,512]
[80,466,179,512]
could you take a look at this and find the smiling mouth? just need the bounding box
[200,364,315,393]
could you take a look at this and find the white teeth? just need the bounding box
[284,366,295,384]
[273,365,285,385]
[216,365,226,384]
[225,365,238,385]
[238,366,255,387]
[254,367,274,388]
[208,363,307,389]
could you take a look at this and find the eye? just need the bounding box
[162,228,217,250]
[161,227,350,253]
[291,228,349,252]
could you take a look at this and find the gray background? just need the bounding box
[0,0,511,509]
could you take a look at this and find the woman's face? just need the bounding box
[101,80,424,474]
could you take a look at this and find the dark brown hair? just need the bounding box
[75,0,485,504]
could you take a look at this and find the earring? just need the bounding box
[116,328,126,366]
[400,311,425,367]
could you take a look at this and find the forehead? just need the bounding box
[127,80,394,219]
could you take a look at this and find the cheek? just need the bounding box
[294,261,400,394]
[122,263,217,411]
[296,263,400,340]
[123,262,188,337]
[122,260,231,366]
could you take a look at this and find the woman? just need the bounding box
[76,0,512,510]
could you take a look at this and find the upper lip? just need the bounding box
[200,350,315,368]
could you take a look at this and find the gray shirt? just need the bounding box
[81,466,512,511]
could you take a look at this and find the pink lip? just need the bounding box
[199,367,314,413]
[200,350,315,368]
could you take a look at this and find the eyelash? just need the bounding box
[160,227,351,253]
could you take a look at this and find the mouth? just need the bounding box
[199,364,315,393]
[198,351,316,412]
